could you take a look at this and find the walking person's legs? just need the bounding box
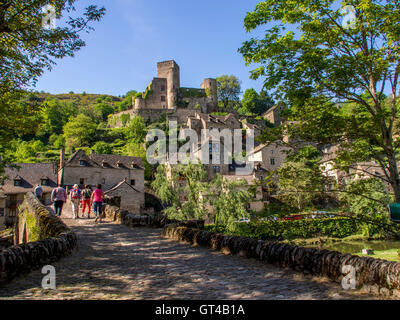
[82,199,90,218]
[71,199,79,219]
[94,202,102,222]
[59,201,64,217]
[98,202,103,222]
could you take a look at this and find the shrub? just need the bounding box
[206,217,359,240]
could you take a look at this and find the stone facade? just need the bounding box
[59,150,145,213]
[248,142,292,173]
[262,102,286,126]
[111,60,218,124]
[1,163,58,226]
[104,180,144,214]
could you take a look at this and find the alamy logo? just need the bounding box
[341,265,356,290]
[146,121,255,175]
[41,265,56,290]
[42,4,56,30]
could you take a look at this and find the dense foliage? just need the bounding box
[240,0,400,202]
[152,164,256,228]
[0,0,105,174]
[239,89,275,116]
[206,217,359,240]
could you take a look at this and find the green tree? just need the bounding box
[92,141,112,155]
[63,114,97,148]
[216,75,241,109]
[151,164,209,220]
[240,88,259,115]
[211,175,255,230]
[277,147,327,210]
[339,178,394,236]
[240,89,275,115]
[40,98,77,136]
[125,116,146,143]
[0,1,105,95]
[240,0,400,201]
[94,102,114,122]
[125,141,152,180]
[115,90,137,112]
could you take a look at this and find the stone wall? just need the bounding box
[162,225,400,297]
[103,204,204,229]
[0,193,77,285]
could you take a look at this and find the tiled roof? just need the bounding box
[104,180,140,194]
[64,150,144,170]
[64,149,100,168]
[89,153,144,170]
[1,163,58,195]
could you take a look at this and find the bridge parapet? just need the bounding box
[0,193,77,285]
[162,225,400,297]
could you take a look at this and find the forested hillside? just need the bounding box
[3,90,157,178]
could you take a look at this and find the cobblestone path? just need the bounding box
[0,204,381,300]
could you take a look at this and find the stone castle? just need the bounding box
[112,60,219,124]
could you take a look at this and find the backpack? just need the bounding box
[82,189,91,200]
[71,188,80,199]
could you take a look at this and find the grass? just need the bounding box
[356,249,400,262]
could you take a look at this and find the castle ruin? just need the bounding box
[112,60,219,124]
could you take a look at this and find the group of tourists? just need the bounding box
[49,184,104,223]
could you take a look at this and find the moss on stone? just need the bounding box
[179,88,207,98]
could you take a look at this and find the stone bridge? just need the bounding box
[0,202,382,300]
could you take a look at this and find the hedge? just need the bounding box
[205,217,360,240]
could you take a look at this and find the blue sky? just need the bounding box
[33,0,267,97]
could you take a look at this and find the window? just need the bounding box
[131,179,136,186]
[80,178,85,185]
[271,149,274,155]
[161,85,166,91]
[102,179,105,184]
[79,160,86,166]
[41,179,48,186]
[270,158,276,166]
[0,208,4,217]
[14,179,21,187]
[161,95,166,102]
[213,166,220,173]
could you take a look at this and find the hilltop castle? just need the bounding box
[111,60,219,124]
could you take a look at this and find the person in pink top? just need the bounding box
[91,184,104,223]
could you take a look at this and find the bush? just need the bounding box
[206,217,359,240]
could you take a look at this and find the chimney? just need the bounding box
[60,149,65,169]
[59,149,65,186]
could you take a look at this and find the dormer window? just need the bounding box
[116,161,123,168]
[79,160,87,166]
[14,179,22,187]
[131,162,138,169]
[102,160,108,168]
[40,178,49,186]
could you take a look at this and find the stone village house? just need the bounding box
[0,150,146,230]
[0,163,58,228]
[59,150,145,213]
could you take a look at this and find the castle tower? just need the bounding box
[201,78,218,111]
[157,60,180,109]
